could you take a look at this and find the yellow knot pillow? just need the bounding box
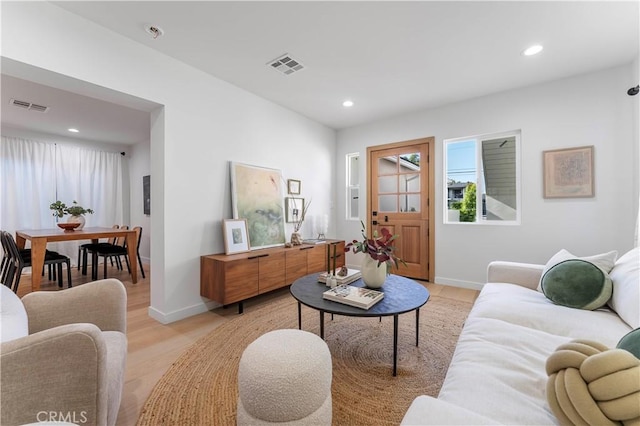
[545,339,640,426]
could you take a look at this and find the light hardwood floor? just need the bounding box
[16,263,479,426]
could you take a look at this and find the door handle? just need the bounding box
[372,220,378,225]
[384,215,388,222]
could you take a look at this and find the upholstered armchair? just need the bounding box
[0,279,127,426]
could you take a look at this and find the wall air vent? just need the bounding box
[9,98,50,113]
[267,53,305,76]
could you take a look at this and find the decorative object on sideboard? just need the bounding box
[230,162,286,249]
[222,219,251,255]
[543,145,594,198]
[345,221,405,289]
[288,198,311,246]
[50,200,94,230]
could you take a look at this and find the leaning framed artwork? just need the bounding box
[222,219,250,255]
[543,145,594,198]
[230,162,286,249]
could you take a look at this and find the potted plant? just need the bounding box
[50,200,94,229]
[345,221,405,288]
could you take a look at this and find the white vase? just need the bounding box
[67,215,85,230]
[361,255,387,289]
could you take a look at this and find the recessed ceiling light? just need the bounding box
[342,100,354,107]
[522,44,543,56]
[68,128,79,133]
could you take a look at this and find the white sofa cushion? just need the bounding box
[537,249,618,292]
[471,283,631,347]
[437,318,568,425]
[401,395,497,425]
[608,247,640,329]
[0,284,28,343]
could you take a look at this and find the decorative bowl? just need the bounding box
[57,222,81,231]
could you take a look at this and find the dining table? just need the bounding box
[15,227,138,291]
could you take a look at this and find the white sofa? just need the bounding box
[402,248,639,425]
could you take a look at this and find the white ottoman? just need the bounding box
[237,329,332,425]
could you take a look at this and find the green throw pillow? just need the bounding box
[617,328,640,359]
[541,259,612,310]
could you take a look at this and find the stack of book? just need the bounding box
[317,268,362,286]
[322,285,384,310]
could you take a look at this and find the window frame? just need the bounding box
[443,130,521,226]
[345,152,360,221]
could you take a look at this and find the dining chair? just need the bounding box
[78,224,120,275]
[1,231,73,293]
[88,226,145,280]
[1,231,62,289]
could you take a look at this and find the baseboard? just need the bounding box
[148,299,220,324]
[434,276,484,291]
[348,264,484,291]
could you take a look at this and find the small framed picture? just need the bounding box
[543,145,594,198]
[222,219,250,255]
[287,179,301,195]
[285,197,305,223]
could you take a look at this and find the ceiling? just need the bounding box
[2,1,639,143]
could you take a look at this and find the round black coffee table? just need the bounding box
[290,273,430,376]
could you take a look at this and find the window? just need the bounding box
[346,153,359,220]
[444,130,521,224]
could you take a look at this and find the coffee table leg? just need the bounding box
[320,311,325,339]
[393,314,399,376]
[297,302,302,330]
[416,308,420,346]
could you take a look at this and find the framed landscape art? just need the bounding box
[543,145,594,198]
[230,162,286,249]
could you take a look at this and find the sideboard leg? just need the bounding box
[238,301,244,314]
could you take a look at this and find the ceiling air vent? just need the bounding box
[9,98,50,113]
[267,53,305,76]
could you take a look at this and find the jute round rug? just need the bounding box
[137,288,472,425]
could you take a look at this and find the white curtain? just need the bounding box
[1,136,125,264]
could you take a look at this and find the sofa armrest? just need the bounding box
[0,323,108,426]
[401,396,497,425]
[486,261,544,290]
[22,278,127,334]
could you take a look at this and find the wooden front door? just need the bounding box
[367,137,434,281]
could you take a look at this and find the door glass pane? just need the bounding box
[399,173,420,192]
[378,195,397,212]
[400,153,421,171]
[400,194,420,212]
[378,156,397,174]
[378,175,397,193]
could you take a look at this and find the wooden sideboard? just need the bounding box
[201,240,345,313]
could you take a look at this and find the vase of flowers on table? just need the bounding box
[345,221,405,288]
[50,200,94,230]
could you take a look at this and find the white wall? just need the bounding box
[2,2,336,322]
[128,138,151,263]
[337,65,638,289]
